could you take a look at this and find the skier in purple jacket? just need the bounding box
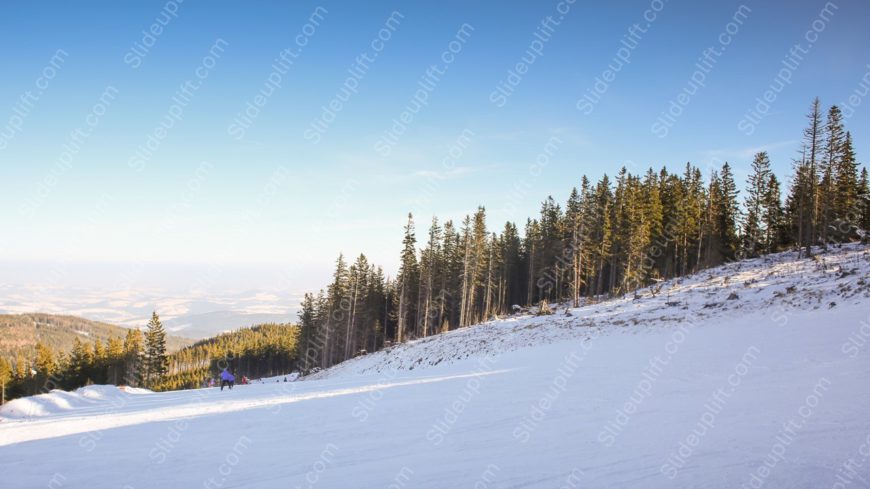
[220,368,235,391]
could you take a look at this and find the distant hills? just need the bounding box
[162,311,296,339]
[0,313,193,359]
[0,284,300,340]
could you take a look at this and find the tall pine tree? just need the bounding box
[744,152,772,257]
[144,312,168,387]
[396,213,419,342]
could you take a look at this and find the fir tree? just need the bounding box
[418,217,442,337]
[859,167,870,232]
[68,337,92,387]
[744,152,772,257]
[763,173,785,253]
[499,221,523,311]
[717,162,741,261]
[833,131,860,237]
[91,339,107,384]
[34,342,57,393]
[123,328,144,386]
[324,254,349,367]
[590,174,613,295]
[396,213,419,341]
[0,357,11,404]
[802,98,823,254]
[297,292,319,372]
[144,312,168,387]
[106,337,125,385]
[343,254,369,360]
[469,207,489,322]
[440,219,464,331]
[13,353,28,383]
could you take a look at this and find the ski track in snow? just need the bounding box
[1,244,869,488]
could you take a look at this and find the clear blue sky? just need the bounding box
[2,0,869,292]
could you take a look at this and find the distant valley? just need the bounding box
[0,313,193,359]
[0,284,301,339]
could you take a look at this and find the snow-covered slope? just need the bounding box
[1,245,869,489]
[312,243,870,378]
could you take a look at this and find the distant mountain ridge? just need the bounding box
[162,310,296,339]
[0,313,193,359]
[0,285,301,340]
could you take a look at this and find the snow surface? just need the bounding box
[2,245,870,488]
[0,385,152,420]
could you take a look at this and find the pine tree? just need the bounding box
[820,105,844,244]
[787,147,811,254]
[466,208,488,324]
[0,357,11,404]
[609,168,631,294]
[459,209,488,326]
[702,170,721,268]
[859,167,870,232]
[686,165,707,274]
[13,353,28,383]
[35,342,56,375]
[535,197,564,302]
[144,312,168,387]
[498,221,523,311]
[523,218,540,304]
[578,177,599,296]
[833,131,860,237]
[418,217,442,337]
[343,254,369,360]
[644,168,664,279]
[396,213,419,341]
[106,337,125,385]
[717,162,741,261]
[566,185,584,306]
[91,338,107,384]
[68,337,91,387]
[366,266,388,351]
[440,220,464,331]
[803,98,823,254]
[34,342,57,393]
[743,152,772,257]
[622,173,648,291]
[123,328,144,386]
[762,173,786,253]
[297,292,319,372]
[590,175,613,296]
[324,254,349,367]
[482,233,497,320]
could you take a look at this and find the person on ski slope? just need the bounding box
[220,368,235,391]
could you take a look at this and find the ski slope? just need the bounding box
[2,245,870,488]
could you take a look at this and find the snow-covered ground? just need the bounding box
[2,245,870,488]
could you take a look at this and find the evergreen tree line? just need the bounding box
[0,313,298,403]
[154,323,299,391]
[0,312,166,403]
[297,98,870,373]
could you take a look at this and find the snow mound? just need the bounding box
[310,243,870,379]
[0,385,152,420]
[256,372,300,383]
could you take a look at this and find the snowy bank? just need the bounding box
[0,385,152,420]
